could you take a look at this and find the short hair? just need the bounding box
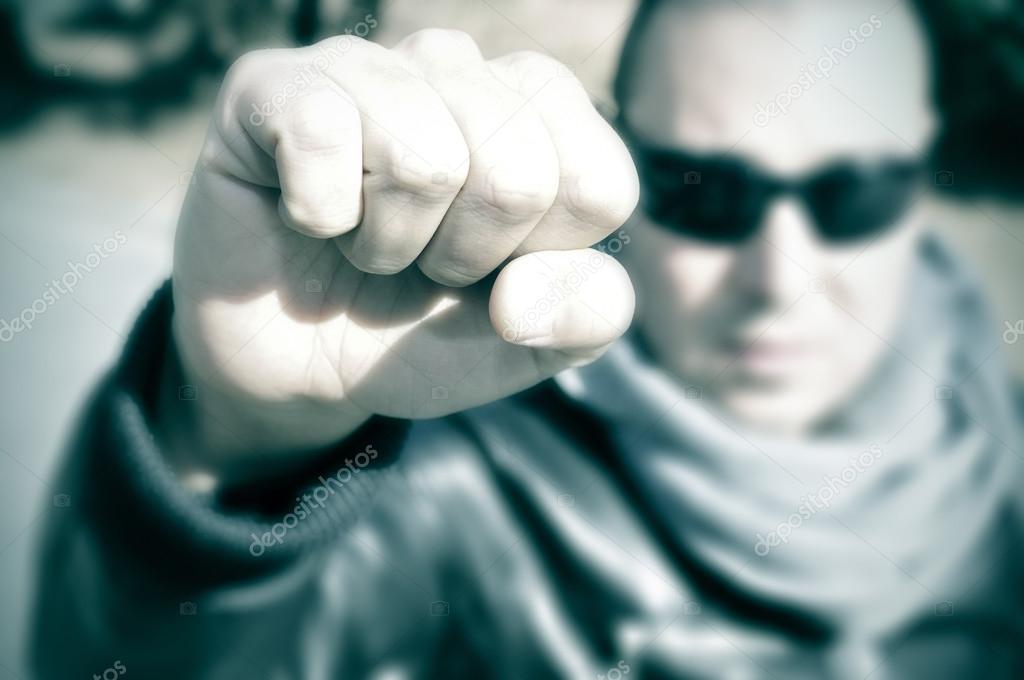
[612,0,668,117]
[613,0,932,122]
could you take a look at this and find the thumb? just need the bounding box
[490,249,635,363]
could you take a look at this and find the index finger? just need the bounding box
[488,52,640,255]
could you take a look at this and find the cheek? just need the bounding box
[626,222,740,382]
[632,222,736,313]
[825,226,919,341]
[669,249,737,310]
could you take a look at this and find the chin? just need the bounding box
[715,385,843,436]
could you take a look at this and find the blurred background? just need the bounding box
[0,0,1021,677]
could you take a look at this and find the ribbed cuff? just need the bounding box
[80,281,409,586]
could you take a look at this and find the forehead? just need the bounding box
[623,0,935,174]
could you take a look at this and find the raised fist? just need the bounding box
[170,30,638,467]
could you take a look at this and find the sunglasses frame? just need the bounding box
[616,119,926,245]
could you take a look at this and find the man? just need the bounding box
[32,1,1024,677]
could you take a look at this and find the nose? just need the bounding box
[733,196,818,306]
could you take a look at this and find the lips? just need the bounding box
[722,337,821,374]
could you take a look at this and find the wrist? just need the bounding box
[156,318,370,491]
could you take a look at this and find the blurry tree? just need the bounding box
[0,0,1020,200]
[0,0,380,128]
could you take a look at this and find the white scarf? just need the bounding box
[559,235,1024,646]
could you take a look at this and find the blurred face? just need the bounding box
[619,0,936,433]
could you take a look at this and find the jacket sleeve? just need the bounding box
[29,282,428,679]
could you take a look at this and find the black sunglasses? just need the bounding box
[620,126,924,245]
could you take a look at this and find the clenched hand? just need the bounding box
[169,30,638,476]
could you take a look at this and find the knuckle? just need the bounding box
[280,197,355,238]
[418,257,480,288]
[435,156,471,192]
[506,50,562,76]
[477,160,559,220]
[347,252,409,276]
[225,49,272,85]
[281,89,354,149]
[381,148,467,198]
[402,28,480,59]
[310,33,368,55]
[224,49,289,102]
[341,220,430,275]
[501,51,578,90]
[565,161,640,229]
[371,110,470,197]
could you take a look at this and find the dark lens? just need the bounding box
[805,160,921,243]
[637,147,766,244]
